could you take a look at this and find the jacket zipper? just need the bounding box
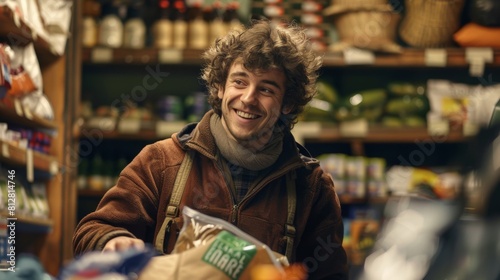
[192,144,303,225]
[211,156,240,224]
[186,146,242,224]
[222,162,302,225]
[231,204,238,223]
[238,162,303,214]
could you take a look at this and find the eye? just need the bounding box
[260,87,275,95]
[233,79,246,88]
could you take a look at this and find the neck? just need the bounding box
[210,114,284,171]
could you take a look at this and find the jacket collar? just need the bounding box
[173,110,319,169]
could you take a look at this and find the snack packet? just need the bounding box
[139,207,285,280]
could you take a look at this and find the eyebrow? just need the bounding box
[229,71,283,92]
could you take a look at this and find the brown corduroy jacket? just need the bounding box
[72,111,348,280]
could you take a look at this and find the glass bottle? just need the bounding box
[82,16,98,47]
[187,1,209,49]
[152,0,174,48]
[87,153,104,191]
[223,1,242,33]
[123,1,146,49]
[208,1,225,44]
[98,2,124,48]
[172,0,188,49]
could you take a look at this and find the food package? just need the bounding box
[427,79,500,128]
[139,207,286,280]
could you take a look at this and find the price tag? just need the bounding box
[18,138,28,149]
[463,121,479,137]
[425,49,447,67]
[91,47,113,63]
[339,119,368,137]
[117,118,141,134]
[1,142,9,158]
[466,48,493,77]
[0,123,7,140]
[50,161,58,175]
[26,148,34,183]
[86,117,116,131]
[427,114,449,136]
[158,49,183,63]
[156,121,185,137]
[292,122,322,145]
[343,48,375,65]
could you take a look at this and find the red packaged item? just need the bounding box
[6,65,37,97]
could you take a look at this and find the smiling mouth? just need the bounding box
[235,110,260,119]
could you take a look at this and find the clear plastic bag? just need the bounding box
[139,207,285,280]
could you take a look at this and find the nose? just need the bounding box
[240,86,258,105]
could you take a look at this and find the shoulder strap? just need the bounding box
[154,149,194,253]
[284,170,297,262]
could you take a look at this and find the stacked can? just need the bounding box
[184,92,209,122]
[345,156,366,198]
[9,126,52,154]
[319,153,347,195]
[366,157,387,197]
[157,95,184,121]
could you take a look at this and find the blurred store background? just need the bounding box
[1,0,500,278]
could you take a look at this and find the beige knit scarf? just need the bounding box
[210,114,284,171]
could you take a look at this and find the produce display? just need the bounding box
[301,80,430,126]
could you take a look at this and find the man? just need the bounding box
[73,20,348,279]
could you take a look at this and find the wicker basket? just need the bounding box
[399,0,465,48]
[328,9,402,53]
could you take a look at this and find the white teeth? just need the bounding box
[236,110,258,119]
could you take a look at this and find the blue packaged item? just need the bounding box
[59,246,157,280]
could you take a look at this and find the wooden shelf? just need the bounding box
[0,140,58,174]
[81,47,205,65]
[78,120,187,140]
[0,5,59,66]
[1,211,53,233]
[81,47,500,67]
[0,103,58,131]
[78,121,470,143]
[339,195,389,205]
[322,48,500,68]
[302,124,469,143]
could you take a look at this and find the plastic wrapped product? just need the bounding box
[139,206,286,280]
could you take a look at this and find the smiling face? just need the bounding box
[217,62,290,151]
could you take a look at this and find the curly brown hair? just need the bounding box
[201,19,322,129]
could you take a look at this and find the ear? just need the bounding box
[282,104,293,115]
[217,86,224,99]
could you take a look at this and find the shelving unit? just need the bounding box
[81,47,205,65]
[0,6,59,65]
[76,45,497,194]
[0,4,74,276]
[0,140,58,173]
[322,48,500,67]
[81,46,500,67]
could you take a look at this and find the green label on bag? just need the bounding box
[202,231,257,280]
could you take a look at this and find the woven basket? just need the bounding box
[399,0,465,48]
[329,10,402,53]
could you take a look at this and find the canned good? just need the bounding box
[157,95,183,121]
